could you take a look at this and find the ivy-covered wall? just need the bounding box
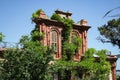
[31,9,111,80]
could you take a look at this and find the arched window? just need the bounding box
[71,31,78,43]
[51,30,58,52]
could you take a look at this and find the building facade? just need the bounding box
[0,10,118,80]
[33,10,90,61]
[33,10,118,80]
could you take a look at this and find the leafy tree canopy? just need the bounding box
[98,18,120,48]
[53,48,110,80]
[0,10,54,79]
[0,41,53,80]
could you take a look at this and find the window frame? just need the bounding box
[50,30,58,52]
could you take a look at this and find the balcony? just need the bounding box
[0,41,22,49]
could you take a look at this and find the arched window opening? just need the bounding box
[71,32,78,44]
[51,30,58,52]
[70,31,81,61]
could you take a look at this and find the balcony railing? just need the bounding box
[0,41,22,49]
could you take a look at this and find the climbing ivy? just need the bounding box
[51,13,83,80]
[51,14,74,41]
[62,18,74,42]
[31,9,45,41]
[51,13,81,60]
[51,13,63,22]
[79,48,110,80]
[50,12,110,80]
[31,25,45,41]
[31,9,44,19]
[30,9,110,80]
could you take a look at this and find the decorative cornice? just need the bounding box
[33,18,91,31]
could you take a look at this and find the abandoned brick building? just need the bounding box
[0,10,118,80]
[33,10,117,80]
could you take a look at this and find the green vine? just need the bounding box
[31,25,45,41]
[51,13,63,22]
[30,10,110,80]
[31,9,46,41]
[51,13,81,60]
[50,13,110,80]
[31,9,44,19]
[62,18,74,42]
[79,48,110,80]
[51,13,83,80]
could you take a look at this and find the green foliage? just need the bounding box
[0,9,111,80]
[0,41,53,80]
[51,13,74,41]
[31,9,44,19]
[95,50,110,80]
[31,31,45,41]
[51,13,63,22]
[98,18,120,48]
[62,18,74,42]
[53,48,110,80]
[0,32,5,42]
[79,48,110,80]
[53,60,80,80]
[62,42,76,60]
[72,36,82,51]
[51,13,77,61]
[62,36,82,61]
[0,16,53,79]
[19,35,30,44]
[31,25,45,41]
[2,49,31,80]
[51,13,83,79]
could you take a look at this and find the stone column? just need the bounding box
[111,62,117,80]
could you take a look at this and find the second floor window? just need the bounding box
[71,31,78,43]
[51,30,58,52]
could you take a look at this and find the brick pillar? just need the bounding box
[111,62,117,80]
[80,19,88,54]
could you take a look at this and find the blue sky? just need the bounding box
[0,0,120,69]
